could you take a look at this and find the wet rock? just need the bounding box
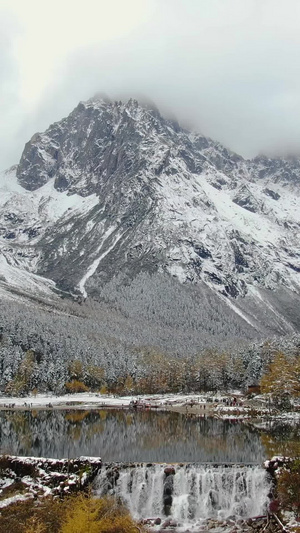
[252,522,263,529]
[161,518,177,528]
[164,466,175,476]
[163,474,174,491]
[163,495,172,506]
[206,518,224,530]
[207,523,216,530]
[269,499,280,513]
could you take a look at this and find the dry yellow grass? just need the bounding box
[0,493,146,533]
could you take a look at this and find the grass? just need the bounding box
[0,493,147,533]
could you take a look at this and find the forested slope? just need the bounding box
[1,286,299,394]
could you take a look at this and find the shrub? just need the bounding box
[277,460,300,517]
[65,380,89,393]
[60,494,142,533]
[0,497,65,533]
[0,494,145,533]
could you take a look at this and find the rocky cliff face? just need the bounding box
[0,95,299,337]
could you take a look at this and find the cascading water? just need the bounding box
[95,463,271,529]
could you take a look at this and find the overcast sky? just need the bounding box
[1,0,300,170]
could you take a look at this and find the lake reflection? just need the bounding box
[0,409,266,462]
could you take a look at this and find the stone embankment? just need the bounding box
[0,455,102,506]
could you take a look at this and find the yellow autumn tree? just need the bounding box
[85,365,105,389]
[260,352,300,410]
[68,359,83,380]
[65,380,89,393]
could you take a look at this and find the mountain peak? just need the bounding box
[0,95,299,338]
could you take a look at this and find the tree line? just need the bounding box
[0,281,299,396]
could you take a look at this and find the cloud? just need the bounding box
[0,10,26,170]
[1,0,300,169]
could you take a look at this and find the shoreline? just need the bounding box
[0,392,237,410]
[0,400,220,415]
[0,392,298,421]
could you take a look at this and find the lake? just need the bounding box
[1,408,295,462]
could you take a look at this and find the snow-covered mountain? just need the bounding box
[0,95,299,338]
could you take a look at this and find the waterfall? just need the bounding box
[95,463,271,526]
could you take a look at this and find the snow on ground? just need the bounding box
[157,165,295,251]
[248,286,296,333]
[218,293,258,328]
[0,477,14,491]
[78,226,124,297]
[0,167,99,228]
[0,255,55,297]
[0,392,219,409]
[0,391,259,410]
[1,392,299,422]
[156,162,300,294]
[200,178,287,247]
[0,455,102,512]
[0,166,24,193]
[0,493,33,509]
[0,166,99,300]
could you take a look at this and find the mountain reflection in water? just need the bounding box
[0,409,267,461]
